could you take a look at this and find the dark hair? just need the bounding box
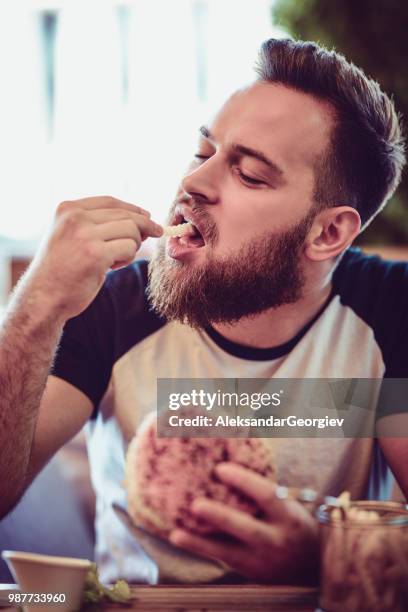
[255,38,406,228]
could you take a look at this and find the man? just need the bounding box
[0,38,407,584]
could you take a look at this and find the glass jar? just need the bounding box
[317,501,408,612]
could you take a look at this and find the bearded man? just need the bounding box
[0,38,406,585]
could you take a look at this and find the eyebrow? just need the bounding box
[199,125,285,180]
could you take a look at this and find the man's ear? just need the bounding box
[304,206,361,261]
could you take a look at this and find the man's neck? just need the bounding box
[211,279,333,350]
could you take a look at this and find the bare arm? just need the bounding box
[25,376,94,487]
[0,196,163,517]
[0,282,66,516]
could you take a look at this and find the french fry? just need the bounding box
[163,222,193,237]
[320,493,408,612]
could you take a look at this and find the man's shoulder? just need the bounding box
[105,258,149,297]
[52,260,167,411]
[333,247,408,301]
[332,247,408,342]
[98,259,167,359]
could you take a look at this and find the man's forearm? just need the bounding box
[0,275,64,517]
[0,196,160,517]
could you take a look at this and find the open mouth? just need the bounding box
[168,213,206,248]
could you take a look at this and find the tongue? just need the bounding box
[179,228,205,248]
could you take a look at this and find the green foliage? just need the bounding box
[272,0,408,244]
[81,563,131,608]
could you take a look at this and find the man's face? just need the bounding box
[148,81,333,327]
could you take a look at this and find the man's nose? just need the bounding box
[181,159,219,205]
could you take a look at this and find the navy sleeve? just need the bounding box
[333,249,408,420]
[377,261,408,421]
[333,249,408,370]
[50,259,165,418]
[51,282,115,416]
[381,261,408,378]
[376,260,408,420]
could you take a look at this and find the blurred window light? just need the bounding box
[0,0,285,243]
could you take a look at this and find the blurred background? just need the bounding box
[273,0,408,247]
[1,0,407,578]
[0,0,407,304]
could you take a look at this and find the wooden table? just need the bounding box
[1,584,319,611]
[106,585,319,611]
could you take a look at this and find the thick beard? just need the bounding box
[147,213,314,329]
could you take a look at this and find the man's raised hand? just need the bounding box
[27,196,163,322]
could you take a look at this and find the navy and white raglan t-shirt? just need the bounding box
[51,247,408,583]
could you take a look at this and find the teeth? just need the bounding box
[163,222,194,237]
